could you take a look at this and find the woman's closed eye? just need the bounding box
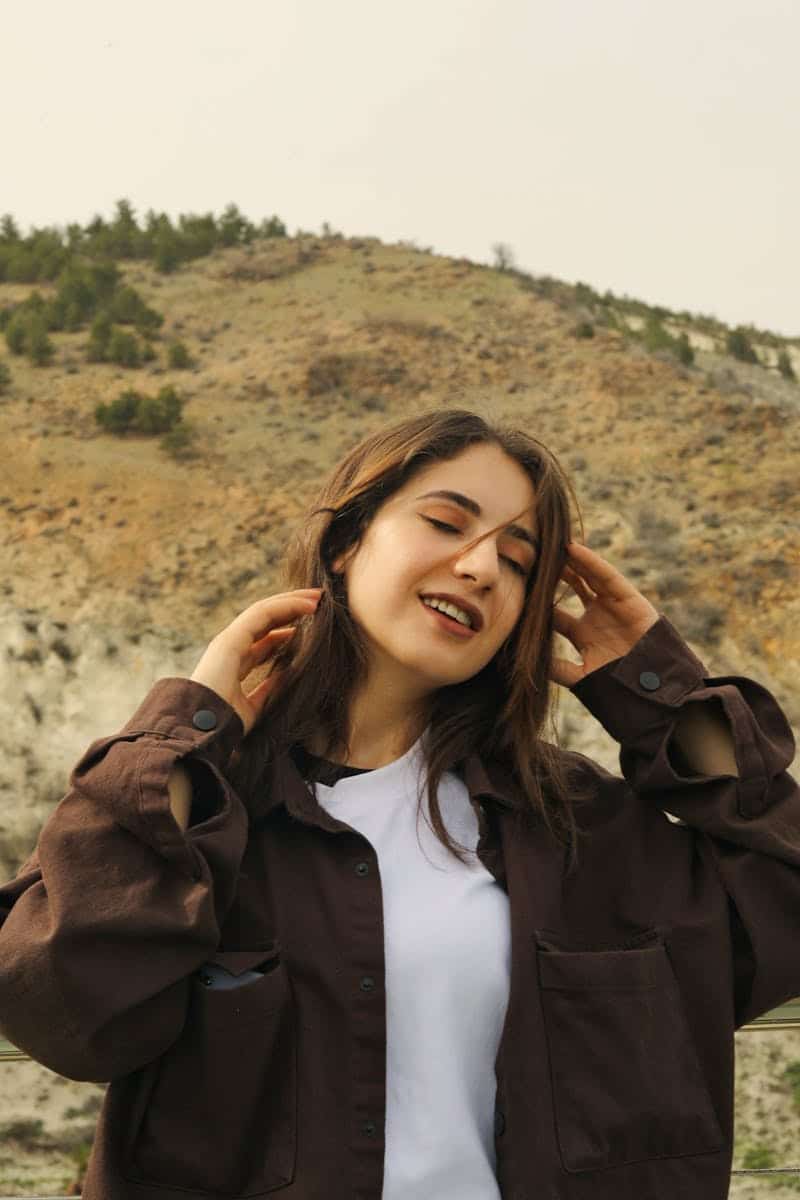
[423,517,528,577]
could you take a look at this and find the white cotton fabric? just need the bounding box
[314,730,511,1200]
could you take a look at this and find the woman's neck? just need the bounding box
[307,698,430,769]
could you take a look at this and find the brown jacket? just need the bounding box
[0,614,798,1199]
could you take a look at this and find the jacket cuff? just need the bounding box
[71,677,245,781]
[569,614,708,745]
[67,678,248,881]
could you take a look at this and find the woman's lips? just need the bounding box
[419,597,476,639]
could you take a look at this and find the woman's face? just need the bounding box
[332,443,539,695]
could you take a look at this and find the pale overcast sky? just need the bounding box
[3,0,798,335]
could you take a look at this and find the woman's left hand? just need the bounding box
[549,541,660,688]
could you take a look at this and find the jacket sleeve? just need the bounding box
[570,613,800,1029]
[0,677,249,1082]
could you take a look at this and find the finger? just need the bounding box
[550,656,584,688]
[563,569,603,609]
[237,592,321,643]
[239,627,297,680]
[253,624,299,645]
[552,610,589,663]
[243,673,277,717]
[551,605,581,639]
[560,564,595,605]
[564,543,633,600]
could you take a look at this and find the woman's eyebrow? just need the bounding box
[415,490,539,551]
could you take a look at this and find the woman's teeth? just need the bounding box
[421,596,473,628]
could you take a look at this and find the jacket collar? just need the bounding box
[247,744,516,830]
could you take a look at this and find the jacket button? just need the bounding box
[360,976,375,992]
[355,861,370,876]
[639,671,661,691]
[363,1120,377,1137]
[494,1108,505,1136]
[192,709,217,730]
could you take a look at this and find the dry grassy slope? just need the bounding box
[1,235,799,1194]
[0,233,798,710]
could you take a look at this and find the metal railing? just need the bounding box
[2,1000,800,1195]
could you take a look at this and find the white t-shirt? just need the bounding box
[313,730,511,1200]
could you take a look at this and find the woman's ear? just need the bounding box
[332,545,356,574]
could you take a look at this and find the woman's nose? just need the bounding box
[453,538,502,580]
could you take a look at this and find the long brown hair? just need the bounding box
[228,406,594,876]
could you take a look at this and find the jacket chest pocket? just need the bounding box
[534,928,725,1174]
[122,945,296,1196]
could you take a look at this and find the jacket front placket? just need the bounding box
[467,763,573,1200]
[263,751,392,1200]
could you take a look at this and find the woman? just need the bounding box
[0,407,797,1200]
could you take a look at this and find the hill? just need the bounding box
[0,228,799,1195]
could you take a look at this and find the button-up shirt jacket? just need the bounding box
[0,614,798,1200]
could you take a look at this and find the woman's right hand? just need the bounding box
[189,588,323,736]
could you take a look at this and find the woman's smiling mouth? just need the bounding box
[419,596,477,638]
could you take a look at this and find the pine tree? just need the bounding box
[5,312,28,355]
[0,215,20,242]
[107,328,141,367]
[726,327,759,364]
[677,332,694,365]
[154,229,180,273]
[777,350,796,381]
[27,315,55,366]
[167,340,192,368]
[87,313,113,362]
[110,198,142,257]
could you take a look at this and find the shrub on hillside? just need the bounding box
[27,315,55,365]
[106,285,163,334]
[4,311,28,355]
[107,327,141,367]
[95,384,183,435]
[784,1060,800,1110]
[107,198,146,258]
[2,260,163,373]
[258,215,288,238]
[573,321,594,338]
[676,332,694,365]
[87,313,113,361]
[177,213,219,260]
[0,1118,45,1147]
[0,214,20,241]
[0,226,69,283]
[777,349,796,381]
[160,419,197,459]
[46,261,121,331]
[642,316,675,354]
[638,316,695,366]
[1,204,289,295]
[95,389,140,432]
[741,1145,777,1170]
[492,242,515,271]
[218,203,257,247]
[5,290,48,340]
[78,199,150,259]
[306,353,353,395]
[726,327,759,364]
[135,385,182,432]
[167,339,192,368]
[0,360,11,393]
[88,317,154,367]
[154,230,181,273]
[3,307,54,364]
